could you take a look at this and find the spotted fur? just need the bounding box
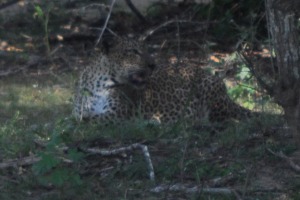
[73,39,252,124]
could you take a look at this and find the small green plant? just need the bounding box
[34,3,53,55]
[228,64,257,109]
[0,112,35,159]
[32,124,84,188]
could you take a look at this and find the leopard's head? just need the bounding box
[101,37,156,89]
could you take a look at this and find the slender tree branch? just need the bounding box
[124,0,147,23]
[0,155,41,169]
[95,0,116,46]
[141,20,211,41]
[267,148,300,173]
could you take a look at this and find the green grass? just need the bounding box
[0,72,297,200]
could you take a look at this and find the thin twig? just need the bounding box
[179,140,188,182]
[264,0,277,80]
[82,3,110,9]
[82,143,155,181]
[95,0,116,46]
[176,17,181,65]
[0,155,41,169]
[242,165,253,199]
[124,0,147,23]
[208,173,236,187]
[238,51,274,95]
[267,148,300,173]
[89,27,119,38]
[0,68,23,77]
[0,154,73,169]
[150,183,286,198]
[150,183,234,195]
[141,20,211,41]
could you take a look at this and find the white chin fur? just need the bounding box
[85,90,110,115]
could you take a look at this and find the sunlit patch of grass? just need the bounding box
[0,112,35,159]
[0,74,74,158]
[0,74,73,124]
[221,54,283,114]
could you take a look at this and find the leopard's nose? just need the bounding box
[129,71,147,87]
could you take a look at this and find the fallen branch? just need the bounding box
[150,183,285,199]
[0,154,74,169]
[0,67,24,77]
[0,155,40,169]
[150,183,233,195]
[267,148,300,173]
[208,173,236,187]
[81,143,155,181]
[0,141,155,181]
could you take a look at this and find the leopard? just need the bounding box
[73,38,254,125]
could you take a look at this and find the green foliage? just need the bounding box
[227,64,257,109]
[0,112,34,159]
[34,3,53,55]
[32,120,84,188]
[32,152,60,174]
[34,5,44,20]
[222,53,276,111]
[291,192,300,200]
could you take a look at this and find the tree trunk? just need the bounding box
[265,0,300,143]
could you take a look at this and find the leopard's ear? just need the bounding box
[101,39,112,54]
[98,34,122,54]
[100,38,116,54]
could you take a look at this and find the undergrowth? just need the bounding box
[0,71,295,199]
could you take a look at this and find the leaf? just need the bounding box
[34,5,44,19]
[32,152,60,175]
[46,169,82,187]
[71,174,83,186]
[46,133,63,150]
[49,168,68,187]
[67,148,84,162]
[237,65,251,80]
